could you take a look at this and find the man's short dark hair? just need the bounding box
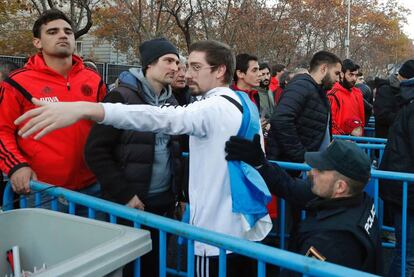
[342,59,360,73]
[279,71,293,89]
[0,60,19,81]
[259,62,271,72]
[271,63,286,76]
[33,9,73,38]
[309,51,342,73]
[234,53,258,82]
[189,40,235,84]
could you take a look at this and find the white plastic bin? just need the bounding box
[0,209,151,276]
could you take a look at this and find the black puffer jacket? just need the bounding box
[267,73,331,162]
[84,84,184,205]
[379,78,414,210]
[373,75,402,138]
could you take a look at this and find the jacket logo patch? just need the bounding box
[41,86,52,94]
[305,246,326,261]
[364,204,376,235]
[81,84,93,96]
[39,96,59,102]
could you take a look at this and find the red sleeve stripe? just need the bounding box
[7,68,28,78]
[3,78,33,102]
[0,139,22,169]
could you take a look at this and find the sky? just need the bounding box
[398,0,414,39]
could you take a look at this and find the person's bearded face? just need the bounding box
[259,68,271,88]
[321,63,341,90]
[340,70,358,90]
[322,72,336,90]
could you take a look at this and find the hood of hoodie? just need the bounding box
[118,67,172,106]
[400,78,414,103]
[387,74,400,89]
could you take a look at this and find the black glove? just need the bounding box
[225,134,266,167]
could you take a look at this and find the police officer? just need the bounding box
[225,138,382,275]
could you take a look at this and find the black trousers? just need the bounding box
[194,253,256,277]
[120,191,174,277]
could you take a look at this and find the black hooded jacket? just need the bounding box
[379,78,414,210]
[267,73,331,162]
[373,75,403,138]
[84,70,184,205]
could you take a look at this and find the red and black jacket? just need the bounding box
[327,82,365,135]
[0,53,106,190]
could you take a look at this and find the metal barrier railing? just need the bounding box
[2,181,377,277]
[333,135,387,144]
[272,161,414,277]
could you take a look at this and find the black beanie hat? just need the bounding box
[139,38,179,69]
[399,59,414,79]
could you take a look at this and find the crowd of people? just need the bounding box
[1,8,414,277]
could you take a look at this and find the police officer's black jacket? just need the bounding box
[379,78,414,211]
[257,161,382,275]
[267,73,331,162]
[84,84,184,206]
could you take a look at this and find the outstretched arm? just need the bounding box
[15,98,104,139]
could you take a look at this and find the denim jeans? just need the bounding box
[24,182,105,220]
[388,206,414,277]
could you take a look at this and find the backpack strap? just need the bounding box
[221,94,243,113]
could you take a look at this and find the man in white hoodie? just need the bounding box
[15,40,271,276]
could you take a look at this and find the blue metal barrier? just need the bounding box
[2,181,377,277]
[271,160,414,277]
[333,135,387,144]
[364,127,376,137]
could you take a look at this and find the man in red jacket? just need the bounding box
[0,9,106,198]
[327,59,365,136]
[231,53,261,108]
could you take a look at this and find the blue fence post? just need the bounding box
[19,195,27,208]
[159,230,167,277]
[69,202,76,215]
[134,221,141,277]
[219,248,227,277]
[280,199,286,250]
[110,214,117,223]
[374,178,379,217]
[187,240,195,277]
[35,192,41,207]
[258,260,266,277]
[401,182,408,277]
[88,207,96,219]
[51,198,58,211]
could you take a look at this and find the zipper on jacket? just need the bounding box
[67,82,71,91]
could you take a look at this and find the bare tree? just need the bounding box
[28,0,101,39]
